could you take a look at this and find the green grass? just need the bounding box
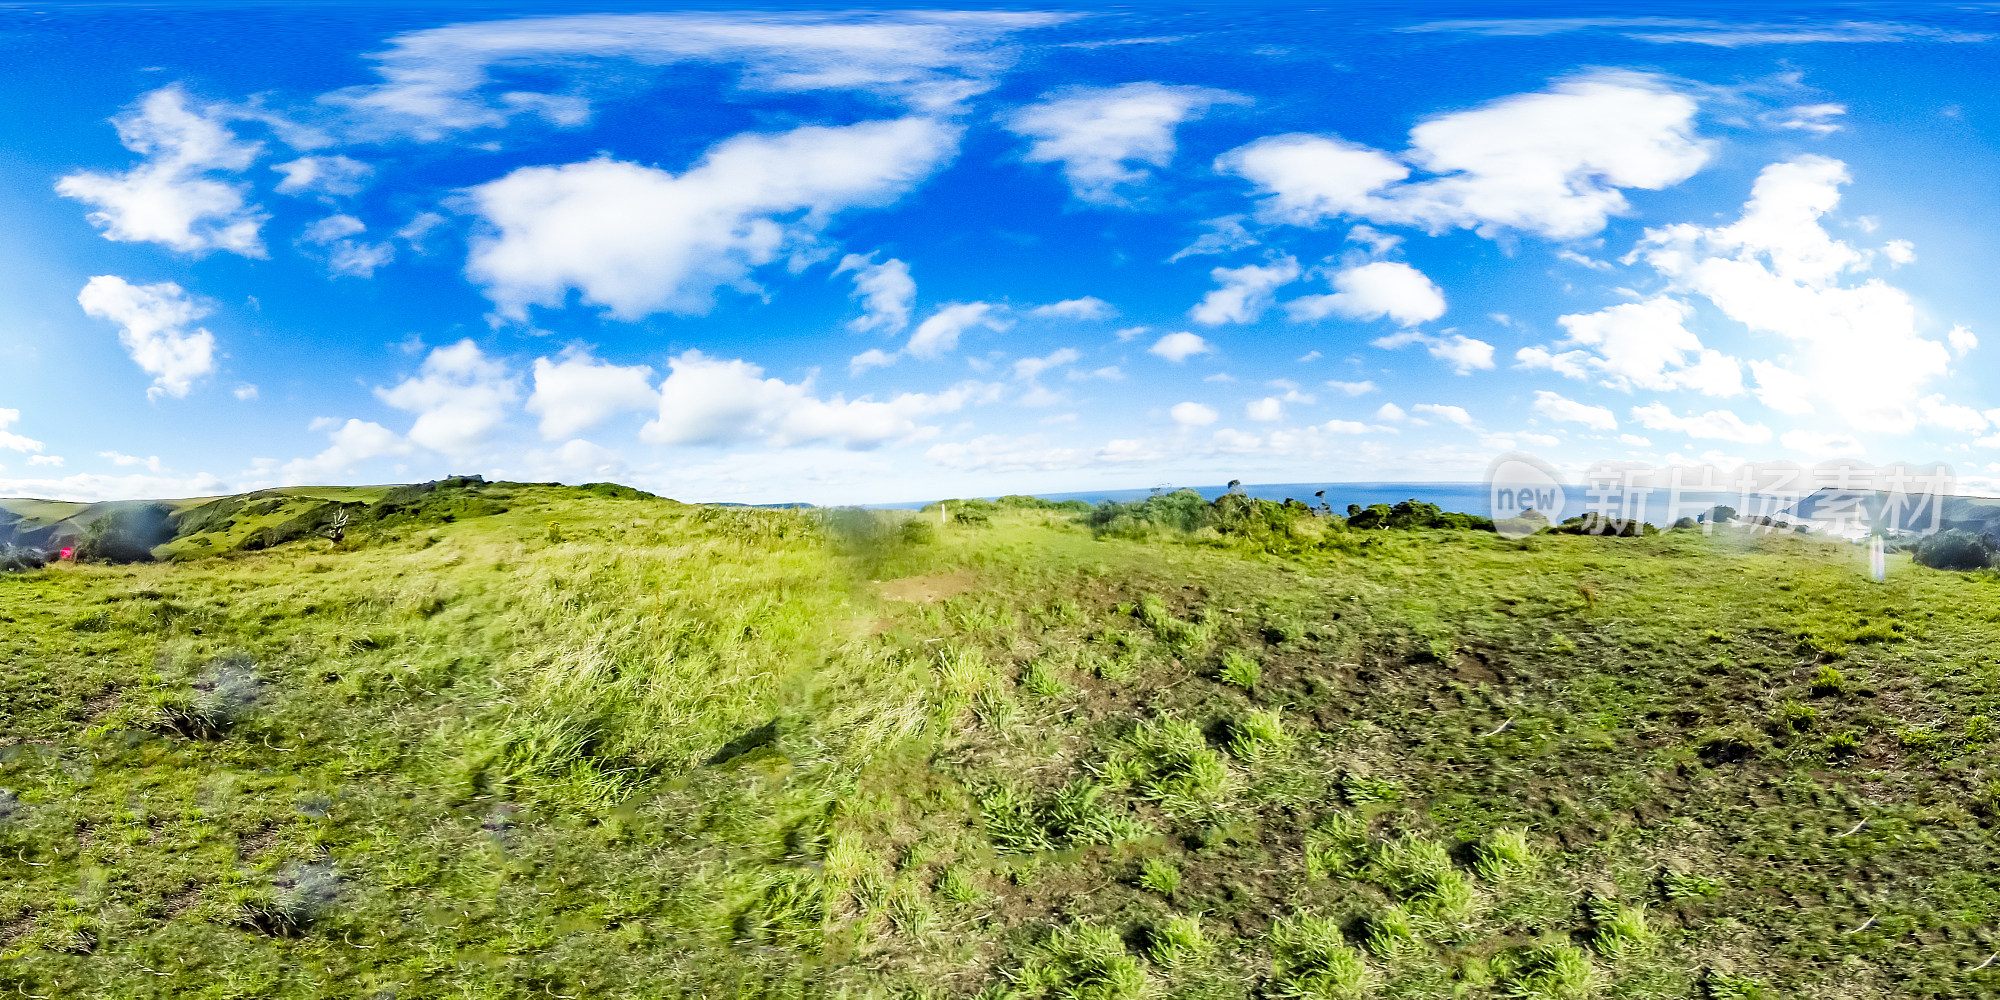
[3,487,2000,997]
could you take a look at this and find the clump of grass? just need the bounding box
[1473,828,1538,883]
[1145,914,1210,968]
[937,865,982,904]
[1227,708,1290,762]
[1012,922,1150,1000]
[1270,912,1373,999]
[1137,857,1180,896]
[1369,836,1479,925]
[1044,779,1152,847]
[1659,869,1722,902]
[1135,594,1215,655]
[1021,658,1070,699]
[1361,905,1425,962]
[1771,699,1817,734]
[1303,814,1369,880]
[1968,714,1995,746]
[1587,897,1656,962]
[1341,772,1404,805]
[152,654,263,739]
[1220,650,1261,690]
[1494,942,1596,999]
[1107,716,1234,811]
[979,785,1055,854]
[1810,664,1846,696]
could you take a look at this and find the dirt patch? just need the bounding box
[878,570,978,604]
[238,822,282,860]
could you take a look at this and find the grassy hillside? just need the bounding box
[2,483,1999,998]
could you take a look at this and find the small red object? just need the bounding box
[59,547,73,561]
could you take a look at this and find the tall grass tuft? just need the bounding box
[1107,716,1234,811]
[1270,912,1374,999]
[1012,922,1150,1000]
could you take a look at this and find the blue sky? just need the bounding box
[5,4,2000,503]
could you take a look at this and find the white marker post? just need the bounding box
[1869,535,1886,583]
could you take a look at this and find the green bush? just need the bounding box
[1914,529,1997,571]
[1346,499,1493,531]
[74,502,175,562]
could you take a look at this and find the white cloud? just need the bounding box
[1527,296,1742,395]
[465,116,959,321]
[0,470,225,503]
[1168,214,1258,262]
[100,451,166,472]
[376,339,520,453]
[641,350,987,449]
[1630,402,1771,443]
[1005,82,1246,204]
[28,455,63,467]
[1013,347,1081,381]
[273,155,374,197]
[1916,394,1989,434]
[1632,155,1952,432]
[233,384,259,401]
[526,349,658,439]
[908,301,1007,358]
[0,409,42,454]
[1618,433,1652,447]
[1950,324,1977,358]
[1286,260,1445,326]
[1246,397,1285,422]
[1530,389,1617,430]
[324,11,1061,139]
[1326,379,1375,396]
[1374,330,1494,374]
[1374,402,1406,421]
[1170,401,1219,427]
[836,253,916,334]
[1190,256,1299,325]
[278,418,412,485]
[1217,71,1710,240]
[1028,296,1115,320]
[1748,361,1815,415]
[55,85,267,257]
[77,275,219,398]
[1148,331,1214,363]
[1780,429,1864,456]
[300,213,396,278]
[923,433,1161,473]
[850,348,899,376]
[1769,103,1846,134]
[1882,238,1915,266]
[1413,403,1476,428]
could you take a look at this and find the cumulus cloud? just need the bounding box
[1373,330,1494,374]
[55,85,267,257]
[641,349,988,448]
[1170,401,1219,427]
[1286,260,1446,326]
[376,339,520,453]
[1413,403,1476,428]
[0,409,43,454]
[278,418,412,485]
[836,253,917,334]
[526,349,659,439]
[1013,347,1081,382]
[1630,402,1771,443]
[850,348,899,376]
[273,155,374,197]
[1028,297,1116,320]
[1190,257,1299,325]
[1326,380,1375,396]
[1631,154,1951,432]
[1148,331,1214,363]
[1246,397,1285,421]
[77,275,219,398]
[1168,214,1259,262]
[1531,389,1617,430]
[908,301,1008,358]
[465,116,959,321]
[324,11,1061,139]
[300,214,396,277]
[1518,296,1742,395]
[1950,324,1978,358]
[1216,71,1710,241]
[1005,82,1246,204]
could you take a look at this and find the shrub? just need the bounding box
[1914,529,1997,571]
[1345,499,1493,531]
[74,502,175,562]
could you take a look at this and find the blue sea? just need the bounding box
[872,482,1809,526]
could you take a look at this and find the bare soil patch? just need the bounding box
[878,570,978,604]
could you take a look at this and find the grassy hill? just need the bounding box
[2,481,1998,998]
